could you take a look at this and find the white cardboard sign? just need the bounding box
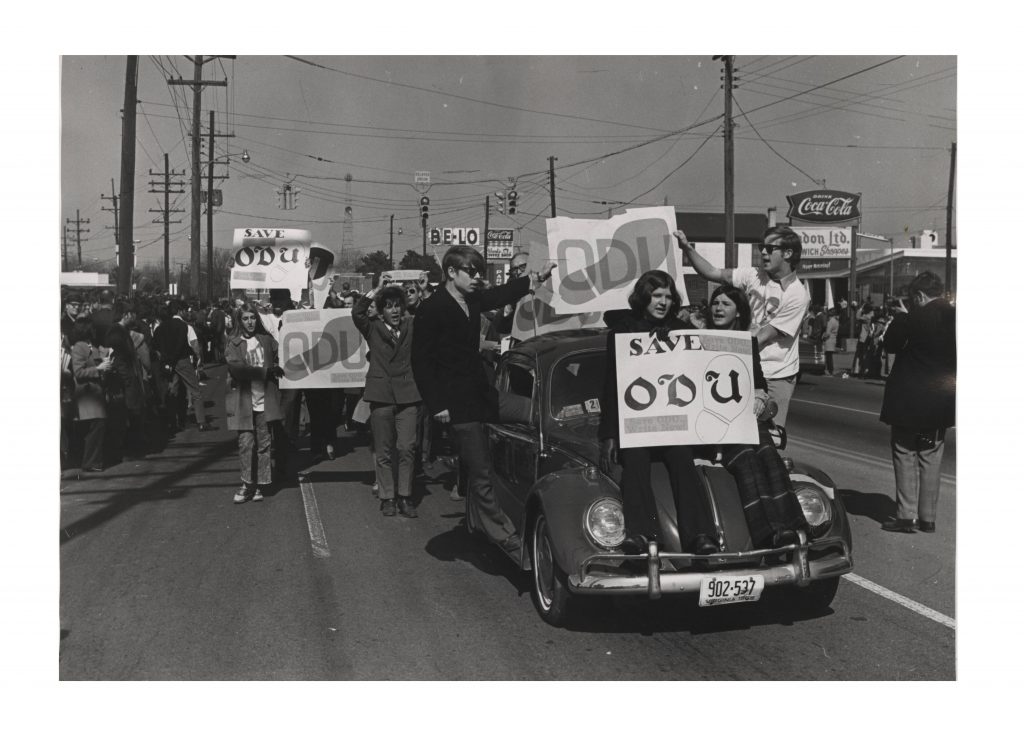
[614,330,758,448]
[278,308,368,389]
[545,207,688,314]
[230,228,312,296]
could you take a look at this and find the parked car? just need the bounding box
[481,329,854,627]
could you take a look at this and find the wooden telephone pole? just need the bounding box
[715,55,737,268]
[149,153,186,290]
[118,56,139,295]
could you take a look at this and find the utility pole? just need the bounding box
[483,195,490,265]
[945,141,956,296]
[149,153,186,291]
[548,156,558,217]
[100,179,119,263]
[118,56,139,295]
[168,55,230,298]
[207,110,215,302]
[716,55,737,268]
[66,209,90,267]
[62,227,69,271]
[389,214,395,269]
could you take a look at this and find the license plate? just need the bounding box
[698,574,765,606]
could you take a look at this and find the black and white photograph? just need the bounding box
[10,3,1022,733]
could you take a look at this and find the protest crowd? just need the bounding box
[60,222,954,547]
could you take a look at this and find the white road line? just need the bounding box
[299,475,331,559]
[791,398,879,416]
[787,435,956,485]
[842,573,956,630]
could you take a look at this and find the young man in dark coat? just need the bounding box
[411,245,554,557]
[879,271,955,533]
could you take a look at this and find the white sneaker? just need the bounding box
[233,487,250,504]
[252,488,265,502]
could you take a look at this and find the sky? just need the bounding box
[59,54,956,274]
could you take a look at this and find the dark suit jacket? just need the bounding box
[880,298,956,430]
[152,317,190,365]
[353,296,421,405]
[412,276,531,423]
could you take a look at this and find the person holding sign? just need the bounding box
[412,245,555,557]
[675,227,809,430]
[353,285,422,519]
[597,270,719,556]
[225,303,285,504]
[705,284,809,549]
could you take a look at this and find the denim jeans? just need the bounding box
[238,410,272,487]
[890,425,947,523]
[370,402,420,500]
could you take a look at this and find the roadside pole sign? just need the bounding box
[429,227,481,247]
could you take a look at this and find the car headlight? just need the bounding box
[794,484,832,536]
[585,497,626,549]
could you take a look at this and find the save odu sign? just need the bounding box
[786,190,861,223]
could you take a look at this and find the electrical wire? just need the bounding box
[732,96,822,186]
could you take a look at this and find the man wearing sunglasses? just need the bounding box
[412,245,555,558]
[674,225,809,430]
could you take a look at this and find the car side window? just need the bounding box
[501,362,537,426]
[505,363,534,400]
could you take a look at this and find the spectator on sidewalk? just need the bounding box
[70,317,114,471]
[822,308,840,376]
[226,302,284,504]
[153,299,214,432]
[674,225,809,429]
[879,272,956,534]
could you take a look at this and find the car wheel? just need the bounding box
[790,576,840,612]
[531,512,575,627]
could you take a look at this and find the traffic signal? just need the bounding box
[419,195,430,224]
[507,189,518,215]
[494,191,506,214]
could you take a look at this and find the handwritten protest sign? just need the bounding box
[230,228,312,298]
[510,282,605,341]
[278,308,368,389]
[614,330,757,448]
[545,207,688,314]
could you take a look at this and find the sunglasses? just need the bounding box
[456,265,483,278]
[509,264,528,273]
[759,241,789,254]
[405,288,418,295]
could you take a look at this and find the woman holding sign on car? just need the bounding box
[598,270,719,556]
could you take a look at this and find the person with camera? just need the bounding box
[879,272,956,533]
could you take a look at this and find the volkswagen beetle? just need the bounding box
[482,329,854,627]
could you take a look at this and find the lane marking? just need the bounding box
[842,573,955,630]
[791,397,879,416]
[299,475,331,559]
[788,435,956,485]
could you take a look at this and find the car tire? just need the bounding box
[790,576,840,612]
[530,512,575,627]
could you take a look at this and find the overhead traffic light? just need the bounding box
[507,189,518,215]
[494,191,506,214]
[419,195,430,224]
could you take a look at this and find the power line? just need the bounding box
[733,96,821,186]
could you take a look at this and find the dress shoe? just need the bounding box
[620,534,650,555]
[398,498,418,518]
[881,518,917,533]
[500,533,522,555]
[917,520,936,533]
[380,499,397,517]
[690,534,720,555]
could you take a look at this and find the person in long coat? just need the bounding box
[879,271,956,533]
[70,316,113,471]
[225,302,284,503]
[354,285,422,518]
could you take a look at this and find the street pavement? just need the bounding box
[59,357,955,680]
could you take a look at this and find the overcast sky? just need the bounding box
[60,54,955,271]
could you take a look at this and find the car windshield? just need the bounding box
[548,350,606,424]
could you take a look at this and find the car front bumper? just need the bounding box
[569,533,853,599]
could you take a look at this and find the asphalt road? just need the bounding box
[59,362,955,680]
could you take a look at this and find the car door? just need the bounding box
[489,358,538,531]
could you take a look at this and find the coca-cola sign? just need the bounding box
[786,190,861,223]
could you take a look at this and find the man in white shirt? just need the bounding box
[674,226,809,429]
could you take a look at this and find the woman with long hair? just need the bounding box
[225,302,284,504]
[598,270,719,555]
[70,316,113,471]
[705,283,809,548]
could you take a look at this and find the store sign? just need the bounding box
[786,190,861,223]
[799,259,848,273]
[487,229,514,242]
[486,244,514,260]
[791,227,852,259]
[429,227,480,247]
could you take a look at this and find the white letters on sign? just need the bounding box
[278,308,369,390]
[545,207,688,314]
[614,330,758,448]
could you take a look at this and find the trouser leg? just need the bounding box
[916,429,946,524]
[370,403,398,500]
[661,445,715,549]
[721,445,775,547]
[618,446,662,541]
[451,422,516,545]
[279,389,302,446]
[765,375,797,428]
[307,389,338,454]
[174,359,205,425]
[81,418,106,469]
[254,411,273,486]
[890,426,920,520]
[238,428,256,487]
[393,403,419,498]
[825,351,834,373]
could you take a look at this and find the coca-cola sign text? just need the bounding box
[786,190,861,223]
